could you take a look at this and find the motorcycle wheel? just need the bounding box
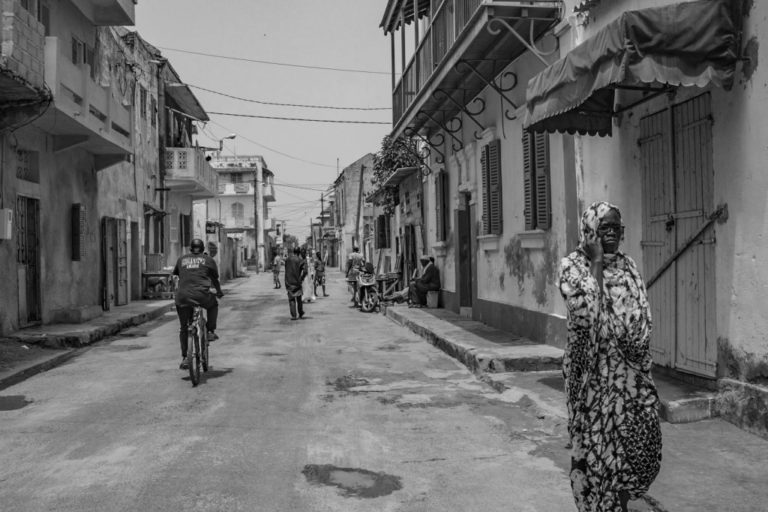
[360,289,378,313]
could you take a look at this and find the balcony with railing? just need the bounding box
[165,147,218,198]
[71,0,136,26]
[39,35,134,167]
[386,0,562,137]
[0,0,47,104]
[263,183,275,202]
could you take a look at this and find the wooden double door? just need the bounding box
[639,93,717,377]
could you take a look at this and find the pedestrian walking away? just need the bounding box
[284,247,307,320]
[173,238,225,370]
[272,252,284,289]
[345,246,364,307]
[313,251,328,297]
[302,247,316,303]
[558,201,662,512]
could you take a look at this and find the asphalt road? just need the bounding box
[0,272,576,511]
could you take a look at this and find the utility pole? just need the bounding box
[254,163,263,273]
[355,164,366,249]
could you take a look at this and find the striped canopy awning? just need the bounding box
[523,0,739,136]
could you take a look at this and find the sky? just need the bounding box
[134,1,394,240]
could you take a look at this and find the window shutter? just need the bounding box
[523,132,535,230]
[376,215,385,248]
[534,132,551,230]
[385,215,392,248]
[488,139,502,234]
[435,171,444,241]
[481,144,490,234]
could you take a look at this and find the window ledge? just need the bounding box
[432,241,448,257]
[477,234,500,252]
[518,230,547,249]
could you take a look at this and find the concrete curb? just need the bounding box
[385,306,563,373]
[0,349,79,391]
[3,302,174,348]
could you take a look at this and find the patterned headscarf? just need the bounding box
[579,201,622,250]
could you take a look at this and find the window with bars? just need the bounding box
[435,170,449,241]
[522,130,551,231]
[481,139,502,235]
[375,215,392,248]
[150,97,157,127]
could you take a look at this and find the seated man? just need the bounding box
[173,238,224,370]
[409,255,440,307]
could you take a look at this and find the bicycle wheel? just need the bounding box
[201,330,209,372]
[187,327,200,386]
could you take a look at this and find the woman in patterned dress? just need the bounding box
[558,201,662,512]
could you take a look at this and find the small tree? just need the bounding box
[371,134,423,215]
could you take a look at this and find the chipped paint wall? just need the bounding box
[567,0,768,433]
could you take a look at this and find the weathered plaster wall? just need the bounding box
[570,0,768,434]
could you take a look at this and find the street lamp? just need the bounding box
[219,134,237,163]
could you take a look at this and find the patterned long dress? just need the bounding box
[558,202,662,512]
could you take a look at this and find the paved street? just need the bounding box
[0,272,577,512]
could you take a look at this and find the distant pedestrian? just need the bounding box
[272,252,284,289]
[301,247,316,303]
[558,201,661,512]
[345,246,364,307]
[313,251,328,297]
[284,247,307,320]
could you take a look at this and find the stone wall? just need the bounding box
[1,0,45,89]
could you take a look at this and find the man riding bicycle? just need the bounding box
[173,238,224,370]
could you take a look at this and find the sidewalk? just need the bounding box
[385,304,768,512]
[0,275,247,391]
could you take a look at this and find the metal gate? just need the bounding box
[16,195,41,326]
[639,93,717,377]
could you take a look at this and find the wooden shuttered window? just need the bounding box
[435,170,449,241]
[376,215,392,248]
[481,139,503,235]
[522,131,552,230]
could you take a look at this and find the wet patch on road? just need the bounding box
[259,352,287,357]
[376,344,400,351]
[0,395,33,411]
[302,464,402,498]
[327,375,370,392]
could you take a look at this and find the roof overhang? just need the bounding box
[382,166,419,188]
[392,1,562,140]
[165,83,209,122]
[523,0,739,137]
[381,0,430,33]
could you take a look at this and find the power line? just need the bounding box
[188,83,390,111]
[159,46,391,75]
[207,121,337,169]
[273,183,327,192]
[208,111,390,125]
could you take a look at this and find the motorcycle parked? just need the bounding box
[357,270,380,313]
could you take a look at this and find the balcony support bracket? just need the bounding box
[416,110,463,152]
[456,60,519,121]
[486,18,559,66]
[405,127,446,165]
[433,89,486,140]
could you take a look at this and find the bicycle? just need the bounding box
[186,304,209,387]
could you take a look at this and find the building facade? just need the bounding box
[380,0,767,437]
[332,153,374,270]
[206,154,275,273]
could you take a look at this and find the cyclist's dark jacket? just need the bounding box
[173,253,221,306]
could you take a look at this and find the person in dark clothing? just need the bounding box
[173,238,224,370]
[313,251,328,297]
[409,255,440,307]
[284,247,307,319]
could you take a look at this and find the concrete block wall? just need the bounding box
[1,0,45,89]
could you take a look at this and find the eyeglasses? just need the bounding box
[597,223,624,236]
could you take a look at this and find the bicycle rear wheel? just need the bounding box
[187,328,201,386]
[201,331,209,372]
